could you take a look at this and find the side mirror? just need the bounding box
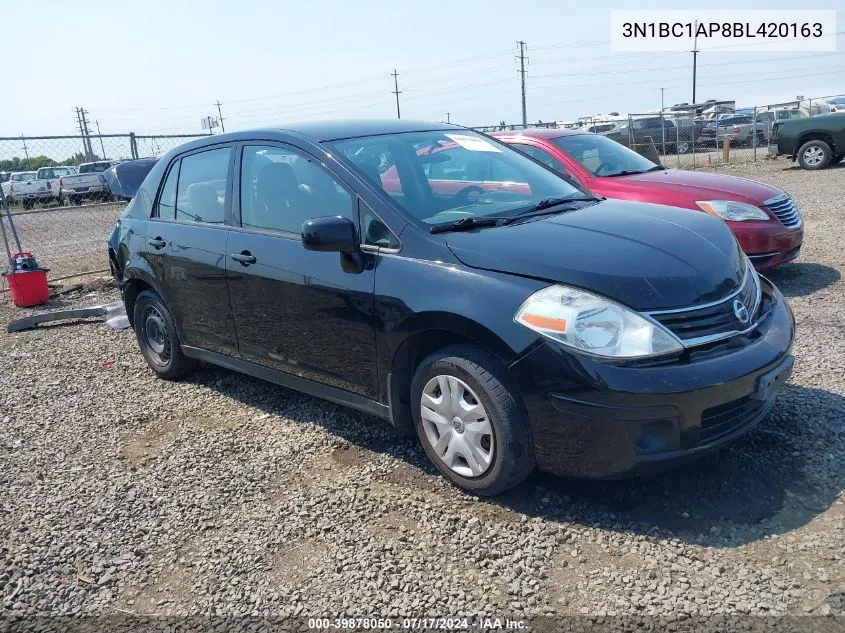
[301,216,358,253]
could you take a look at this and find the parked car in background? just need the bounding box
[60,160,120,204]
[103,157,158,201]
[770,112,845,169]
[36,165,78,204]
[827,97,845,113]
[700,114,769,147]
[0,172,11,199]
[109,121,795,496]
[602,116,696,155]
[494,128,803,270]
[7,171,52,209]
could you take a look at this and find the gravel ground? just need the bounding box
[1,159,843,631]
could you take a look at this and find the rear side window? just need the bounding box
[157,162,179,220]
[174,148,231,224]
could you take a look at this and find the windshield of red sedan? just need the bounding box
[330,130,582,224]
[551,134,660,177]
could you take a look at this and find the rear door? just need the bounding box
[144,145,238,355]
[226,142,378,397]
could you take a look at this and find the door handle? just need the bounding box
[230,251,257,265]
[148,237,166,249]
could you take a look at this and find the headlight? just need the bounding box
[514,285,683,359]
[696,200,769,221]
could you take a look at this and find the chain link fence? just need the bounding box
[0,133,210,289]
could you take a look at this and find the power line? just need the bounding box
[391,69,402,119]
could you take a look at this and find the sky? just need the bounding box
[1,0,843,138]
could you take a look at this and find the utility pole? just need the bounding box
[516,41,528,128]
[691,20,699,104]
[21,136,30,169]
[391,69,402,119]
[95,120,107,159]
[660,88,666,155]
[80,108,94,159]
[215,100,226,132]
[75,107,87,159]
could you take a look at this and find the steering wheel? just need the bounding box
[594,162,617,176]
[451,185,485,206]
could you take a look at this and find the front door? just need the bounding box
[226,143,378,397]
[144,145,237,355]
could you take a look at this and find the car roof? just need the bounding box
[199,119,465,145]
[489,128,591,140]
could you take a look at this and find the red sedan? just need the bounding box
[492,129,803,270]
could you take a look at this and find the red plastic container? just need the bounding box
[3,269,50,307]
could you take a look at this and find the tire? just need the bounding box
[133,289,196,380]
[410,345,535,496]
[797,139,832,170]
[753,131,765,148]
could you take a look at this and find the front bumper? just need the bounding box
[509,279,795,479]
[730,220,803,271]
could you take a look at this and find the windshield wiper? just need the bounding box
[603,166,664,177]
[429,216,508,234]
[502,196,601,225]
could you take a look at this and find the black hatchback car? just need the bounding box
[108,120,795,496]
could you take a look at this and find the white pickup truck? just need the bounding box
[59,160,120,205]
[7,171,52,209]
[35,165,77,204]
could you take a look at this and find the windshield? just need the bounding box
[11,172,36,181]
[79,162,111,174]
[329,130,583,225]
[550,134,659,177]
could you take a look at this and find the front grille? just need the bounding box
[700,396,766,445]
[764,194,801,228]
[648,265,761,346]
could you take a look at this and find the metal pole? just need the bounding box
[692,20,699,104]
[660,89,666,156]
[676,119,681,169]
[0,184,22,254]
[0,186,17,269]
[752,107,758,162]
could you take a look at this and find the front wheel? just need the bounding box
[797,139,832,170]
[410,345,535,496]
[133,290,196,380]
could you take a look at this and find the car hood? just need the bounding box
[445,199,745,311]
[590,169,783,205]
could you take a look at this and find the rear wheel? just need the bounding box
[797,139,832,170]
[410,345,535,496]
[133,290,196,380]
